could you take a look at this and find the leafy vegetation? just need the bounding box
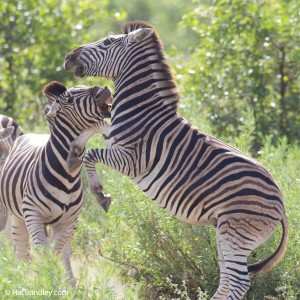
[0,0,119,124]
[0,0,299,299]
[180,0,300,149]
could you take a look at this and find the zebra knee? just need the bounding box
[67,145,83,172]
[67,155,82,173]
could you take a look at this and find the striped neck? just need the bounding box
[112,42,179,121]
[45,117,84,176]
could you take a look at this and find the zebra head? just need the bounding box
[0,127,14,140]
[64,22,154,79]
[42,81,112,129]
[0,126,14,165]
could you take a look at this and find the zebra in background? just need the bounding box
[0,114,23,167]
[0,127,14,143]
[0,125,14,232]
[0,115,24,233]
[64,21,288,299]
[0,82,112,286]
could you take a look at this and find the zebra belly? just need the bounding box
[134,155,284,226]
[137,177,283,226]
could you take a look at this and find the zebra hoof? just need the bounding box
[99,196,111,213]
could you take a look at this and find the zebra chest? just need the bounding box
[23,183,84,222]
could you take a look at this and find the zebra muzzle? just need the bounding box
[95,86,112,105]
[46,102,61,118]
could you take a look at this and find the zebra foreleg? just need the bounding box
[83,147,136,212]
[24,211,50,249]
[84,160,111,213]
[68,126,112,213]
[11,216,30,260]
[67,128,96,173]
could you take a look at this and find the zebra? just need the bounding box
[0,126,14,232]
[0,115,24,233]
[64,21,288,299]
[0,81,112,286]
[0,126,13,232]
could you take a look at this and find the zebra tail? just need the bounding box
[248,211,289,276]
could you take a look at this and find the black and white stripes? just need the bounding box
[65,21,288,299]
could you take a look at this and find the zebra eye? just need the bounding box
[67,96,74,104]
[103,38,113,46]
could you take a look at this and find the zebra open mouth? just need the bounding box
[103,97,112,113]
[74,64,85,77]
[100,96,112,118]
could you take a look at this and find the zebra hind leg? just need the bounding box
[214,216,257,300]
[211,230,230,299]
[52,223,77,288]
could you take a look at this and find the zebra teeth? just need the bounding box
[101,103,112,118]
[103,98,112,109]
[107,104,112,114]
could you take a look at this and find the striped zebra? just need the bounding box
[0,125,14,232]
[0,115,24,232]
[64,21,288,299]
[0,82,112,286]
[0,126,13,232]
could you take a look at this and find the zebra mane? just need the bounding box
[42,81,67,97]
[121,21,180,107]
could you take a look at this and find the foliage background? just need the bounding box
[0,0,299,299]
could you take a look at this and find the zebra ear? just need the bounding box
[127,28,153,43]
[42,81,67,105]
[0,126,14,140]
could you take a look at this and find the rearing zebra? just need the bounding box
[0,82,112,286]
[64,21,288,299]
